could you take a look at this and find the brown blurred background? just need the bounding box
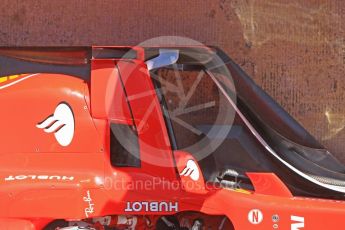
[2,0,345,162]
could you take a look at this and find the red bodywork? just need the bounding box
[0,46,344,230]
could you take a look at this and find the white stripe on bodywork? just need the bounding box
[0,73,39,90]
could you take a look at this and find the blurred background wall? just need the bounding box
[2,0,345,162]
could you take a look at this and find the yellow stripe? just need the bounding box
[0,77,7,83]
[235,188,251,194]
[9,75,19,80]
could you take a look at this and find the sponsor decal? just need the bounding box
[291,216,304,230]
[180,159,200,181]
[83,190,95,218]
[272,214,279,223]
[125,201,179,212]
[272,214,280,229]
[37,102,75,147]
[248,209,263,225]
[4,175,74,181]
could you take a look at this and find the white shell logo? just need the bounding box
[37,103,75,146]
[248,209,263,225]
[180,159,200,181]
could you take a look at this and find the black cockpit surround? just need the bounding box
[217,48,345,199]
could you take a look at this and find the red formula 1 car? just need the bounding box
[0,46,344,230]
